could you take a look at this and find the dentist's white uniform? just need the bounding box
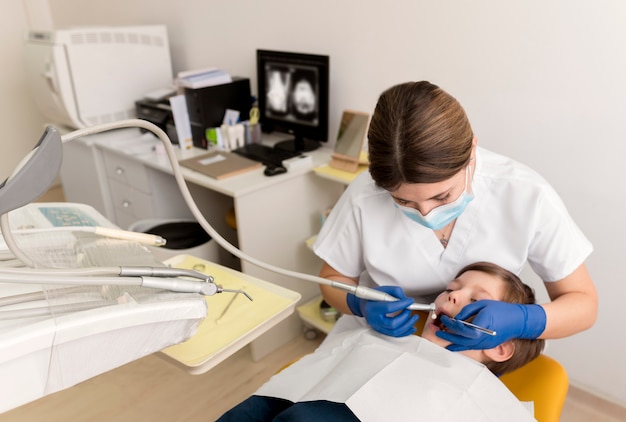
[313,147,592,303]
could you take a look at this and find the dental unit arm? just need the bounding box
[0,120,433,312]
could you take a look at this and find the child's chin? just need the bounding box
[422,326,451,349]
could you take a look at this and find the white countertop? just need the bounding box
[82,128,334,198]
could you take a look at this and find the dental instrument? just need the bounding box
[448,318,497,336]
[216,287,250,322]
[328,282,435,312]
[0,120,435,312]
[0,266,253,320]
[8,226,167,247]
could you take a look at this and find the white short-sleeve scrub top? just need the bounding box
[313,147,592,302]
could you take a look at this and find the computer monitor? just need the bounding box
[256,49,329,153]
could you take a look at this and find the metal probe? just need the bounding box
[449,318,497,336]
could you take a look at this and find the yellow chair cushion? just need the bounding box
[500,354,568,422]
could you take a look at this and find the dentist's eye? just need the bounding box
[435,193,451,203]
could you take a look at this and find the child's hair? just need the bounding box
[455,262,545,375]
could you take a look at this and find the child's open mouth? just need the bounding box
[432,310,450,332]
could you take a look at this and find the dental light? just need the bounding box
[0,120,434,312]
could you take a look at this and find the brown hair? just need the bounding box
[455,262,545,376]
[368,81,474,190]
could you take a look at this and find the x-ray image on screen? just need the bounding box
[257,50,329,153]
[266,66,291,115]
[290,68,317,122]
[264,64,319,126]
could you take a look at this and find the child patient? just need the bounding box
[218,262,545,421]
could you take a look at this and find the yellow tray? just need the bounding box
[159,255,301,374]
[297,295,336,334]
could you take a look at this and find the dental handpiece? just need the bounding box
[330,281,435,312]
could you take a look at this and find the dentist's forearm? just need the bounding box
[541,263,598,339]
[319,262,358,315]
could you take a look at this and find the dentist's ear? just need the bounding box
[483,340,515,363]
[470,137,478,161]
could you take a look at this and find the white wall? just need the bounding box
[10,0,626,407]
[0,1,50,182]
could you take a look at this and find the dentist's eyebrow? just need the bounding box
[391,187,454,204]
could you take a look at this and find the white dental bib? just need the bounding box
[256,316,535,421]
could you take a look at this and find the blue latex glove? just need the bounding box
[436,300,546,351]
[346,285,419,337]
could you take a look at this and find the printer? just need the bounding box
[135,97,179,144]
[24,25,174,129]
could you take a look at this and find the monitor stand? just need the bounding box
[274,134,320,153]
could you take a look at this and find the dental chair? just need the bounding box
[500,354,569,422]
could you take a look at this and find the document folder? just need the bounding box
[179,151,262,180]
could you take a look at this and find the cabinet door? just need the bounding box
[102,148,194,229]
[108,179,156,229]
[102,150,152,194]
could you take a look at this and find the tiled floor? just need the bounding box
[561,386,626,421]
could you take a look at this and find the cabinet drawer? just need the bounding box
[113,207,148,231]
[102,150,152,193]
[108,179,155,220]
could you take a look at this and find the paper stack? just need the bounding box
[175,68,233,89]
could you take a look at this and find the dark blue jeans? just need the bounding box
[217,395,360,421]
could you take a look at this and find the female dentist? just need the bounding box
[313,81,597,350]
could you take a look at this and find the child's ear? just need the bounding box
[483,341,515,363]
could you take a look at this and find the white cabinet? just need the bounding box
[102,149,158,229]
[59,129,193,230]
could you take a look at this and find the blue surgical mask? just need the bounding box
[395,166,474,231]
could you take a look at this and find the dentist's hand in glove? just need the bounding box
[436,300,546,351]
[346,285,419,337]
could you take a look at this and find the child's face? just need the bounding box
[421,270,507,350]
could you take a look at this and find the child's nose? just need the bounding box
[447,291,458,304]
